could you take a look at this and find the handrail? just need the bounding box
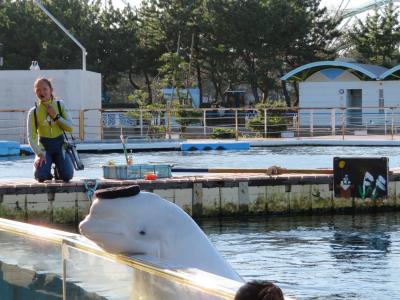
[3,106,400,142]
[0,218,240,299]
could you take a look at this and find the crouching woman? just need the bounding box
[27,78,74,182]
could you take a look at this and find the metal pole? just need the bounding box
[342,108,345,140]
[384,108,387,136]
[139,110,143,137]
[203,110,207,136]
[310,109,314,137]
[235,109,238,140]
[331,108,336,136]
[33,0,87,70]
[79,110,84,140]
[100,110,104,141]
[392,108,395,140]
[264,109,267,138]
[167,110,172,139]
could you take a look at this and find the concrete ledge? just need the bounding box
[0,172,399,224]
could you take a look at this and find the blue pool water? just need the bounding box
[1,146,400,179]
[1,146,400,299]
[203,212,400,300]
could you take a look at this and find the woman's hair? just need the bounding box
[34,77,54,99]
[234,280,284,300]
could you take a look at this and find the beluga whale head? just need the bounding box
[79,185,243,282]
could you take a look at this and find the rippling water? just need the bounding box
[2,147,400,299]
[201,213,400,300]
[2,146,400,179]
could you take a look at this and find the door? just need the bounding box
[346,89,362,126]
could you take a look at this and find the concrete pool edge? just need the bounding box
[0,171,399,223]
[14,137,400,155]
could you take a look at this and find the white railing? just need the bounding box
[3,106,400,142]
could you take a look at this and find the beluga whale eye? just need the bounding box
[139,230,146,236]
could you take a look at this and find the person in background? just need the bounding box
[234,280,284,300]
[27,78,74,182]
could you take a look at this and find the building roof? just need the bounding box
[281,61,388,81]
[379,65,400,80]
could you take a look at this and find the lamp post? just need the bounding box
[33,0,87,70]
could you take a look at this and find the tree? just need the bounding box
[0,0,138,92]
[206,0,339,105]
[347,0,400,67]
[0,0,44,69]
[280,0,340,105]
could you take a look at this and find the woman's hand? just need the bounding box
[34,154,46,169]
[47,105,57,119]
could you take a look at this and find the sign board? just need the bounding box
[333,157,388,199]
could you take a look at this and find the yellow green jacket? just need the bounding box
[27,99,73,157]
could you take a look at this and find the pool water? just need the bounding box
[203,212,400,300]
[2,146,400,179]
[2,146,400,299]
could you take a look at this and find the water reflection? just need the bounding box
[331,230,390,260]
[201,213,400,300]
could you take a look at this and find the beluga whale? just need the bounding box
[79,185,243,282]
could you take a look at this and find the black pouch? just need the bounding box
[65,141,84,170]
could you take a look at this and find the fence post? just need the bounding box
[235,109,239,140]
[167,110,172,139]
[296,109,300,139]
[100,110,104,141]
[264,109,268,138]
[140,110,143,137]
[23,111,28,143]
[331,108,336,136]
[310,109,314,137]
[384,108,387,135]
[391,107,394,140]
[203,110,207,136]
[79,110,84,141]
[341,108,345,140]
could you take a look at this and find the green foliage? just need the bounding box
[148,124,166,138]
[173,108,202,132]
[247,100,289,137]
[0,0,137,91]
[347,0,400,66]
[127,90,149,107]
[211,127,236,139]
[0,0,340,106]
[158,52,190,97]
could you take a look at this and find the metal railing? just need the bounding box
[0,218,240,300]
[3,106,400,142]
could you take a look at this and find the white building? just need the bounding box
[282,61,400,128]
[0,69,101,142]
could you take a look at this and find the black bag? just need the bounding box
[64,140,84,170]
[56,101,84,171]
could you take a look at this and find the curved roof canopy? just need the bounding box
[379,65,400,80]
[281,61,388,81]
